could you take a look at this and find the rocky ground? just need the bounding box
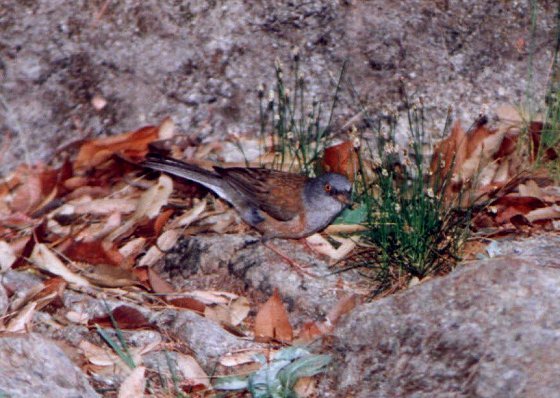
[0,0,556,173]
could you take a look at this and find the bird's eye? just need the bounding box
[324,183,332,193]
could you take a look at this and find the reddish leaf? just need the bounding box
[90,305,150,330]
[134,209,174,238]
[64,240,124,266]
[510,214,532,230]
[322,141,359,182]
[168,297,206,314]
[254,289,293,343]
[298,321,323,343]
[32,276,67,311]
[74,125,159,170]
[148,268,175,294]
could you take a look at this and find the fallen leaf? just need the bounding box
[75,125,159,170]
[518,180,543,199]
[148,268,175,295]
[64,240,124,266]
[205,296,250,327]
[322,141,359,182]
[219,350,263,367]
[118,237,146,258]
[305,234,356,261]
[0,241,16,272]
[31,276,67,311]
[118,366,146,398]
[176,354,211,389]
[30,244,91,287]
[90,305,151,330]
[167,297,206,314]
[73,198,137,215]
[107,175,173,241]
[525,205,560,222]
[138,228,180,267]
[297,322,323,344]
[326,294,360,326]
[187,290,240,305]
[254,289,293,343]
[80,264,138,288]
[6,302,36,333]
[168,199,206,228]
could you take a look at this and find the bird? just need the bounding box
[142,153,352,240]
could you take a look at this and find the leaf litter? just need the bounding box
[0,110,558,395]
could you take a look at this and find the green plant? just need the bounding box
[214,346,331,398]
[258,51,346,176]
[538,1,560,176]
[347,95,474,295]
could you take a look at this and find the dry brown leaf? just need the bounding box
[90,305,151,330]
[322,141,359,182]
[167,297,206,314]
[294,376,317,398]
[430,121,467,180]
[148,268,175,295]
[526,205,560,222]
[66,310,89,325]
[219,350,263,367]
[6,302,36,333]
[187,290,239,305]
[73,198,137,215]
[326,294,360,326]
[305,234,356,261]
[80,336,160,376]
[323,224,367,234]
[75,124,159,170]
[8,165,43,213]
[157,116,175,140]
[118,366,146,398]
[518,180,543,199]
[32,276,67,311]
[118,237,146,258]
[64,240,124,266]
[204,296,250,327]
[79,340,130,372]
[107,175,173,241]
[0,241,16,272]
[30,244,91,287]
[138,229,180,267]
[297,321,323,344]
[168,199,207,229]
[80,264,138,288]
[254,289,293,343]
[176,354,211,389]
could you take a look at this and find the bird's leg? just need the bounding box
[262,239,319,278]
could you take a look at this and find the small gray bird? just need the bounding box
[142,154,352,239]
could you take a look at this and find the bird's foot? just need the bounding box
[263,241,319,278]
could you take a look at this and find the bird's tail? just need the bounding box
[142,154,228,199]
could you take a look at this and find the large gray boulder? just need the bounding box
[0,333,99,397]
[1,1,554,172]
[328,249,560,397]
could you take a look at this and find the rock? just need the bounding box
[152,309,256,370]
[328,256,560,398]
[0,333,99,397]
[160,235,365,325]
[1,1,554,173]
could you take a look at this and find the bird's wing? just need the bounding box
[214,167,308,221]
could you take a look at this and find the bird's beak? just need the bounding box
[336,193,352,206]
